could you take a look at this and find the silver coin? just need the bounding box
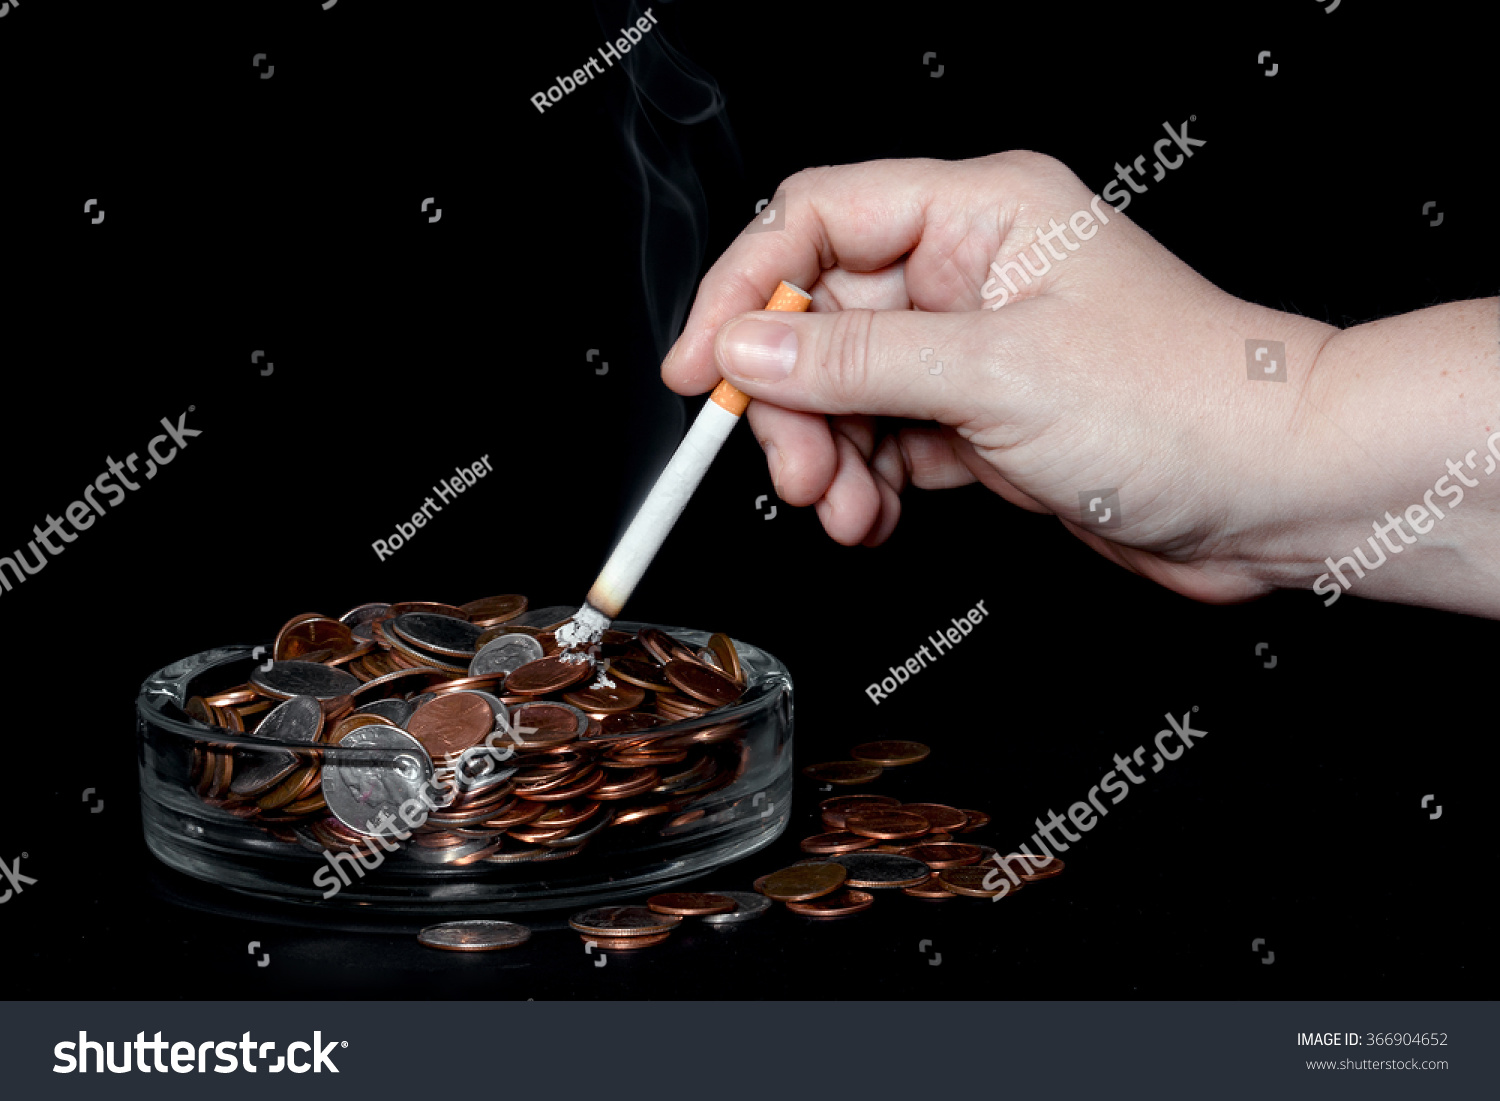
[356,698,413,726]
[700,890,772,925]
[339,602,391,642]
[470,634,545,678]
[230,695,323,796]
[417,920,531,951]
[321,725,434,837]
[508,605,577,628]
[408,692,436,712]
[251,660,360,700]
[405,837,497,864]
[821,852,932,888]
[568,906,681,937]
[391,613,484,657]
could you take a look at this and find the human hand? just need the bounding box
[661,152,1339,604]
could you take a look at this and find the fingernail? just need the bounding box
[720,319,797,381]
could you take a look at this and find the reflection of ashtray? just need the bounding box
[137,623,793,915]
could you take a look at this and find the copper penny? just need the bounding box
[274,613,358,661]
[647,892,738,916]
[638,628,690,665]
[800,831,879,854]
[843,808,931,840]
[902,873,960,900]
[562,682,646,714]
[902,803,969,832]
[461,594,528,627]
[899,842,984,869]
[505,654,595,695]
[406,692,493,758]
[956,809,991,832]
[607,658,673,692]
[662,659,744,706]
[849,739,931,767]
[757,862,847,902]
[939,865,1016,898]
[569,906,682,938]
[819,793,900,829]
[1001,853,1065,881]
[706,633,744,686]
[579,933,672,950]
[786,888,874,917]
[801,761,883,785]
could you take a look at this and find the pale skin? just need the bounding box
[660,153,1500,619]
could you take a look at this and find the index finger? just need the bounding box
[660,158,966,395]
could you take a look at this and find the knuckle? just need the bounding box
[816,309,877,408]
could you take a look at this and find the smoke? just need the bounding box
[596,0,736,363]
[593,0,740,548]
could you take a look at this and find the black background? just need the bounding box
[0,0,1491,1000]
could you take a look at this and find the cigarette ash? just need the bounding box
[556,603,609,649]
[557,650,590,665]
[589,671,617,690]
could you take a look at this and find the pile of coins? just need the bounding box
[784,739,1065,903]
[179,597,759,866]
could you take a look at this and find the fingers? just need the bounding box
[661,156,1016,396]
[815,421,884,546]
[744,401,835,508]
[713,304,1020,425]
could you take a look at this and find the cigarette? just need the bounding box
[558,281,812,648]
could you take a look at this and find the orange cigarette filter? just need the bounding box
[708,281,812,416]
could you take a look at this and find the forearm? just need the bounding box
[1254,298,1500,616]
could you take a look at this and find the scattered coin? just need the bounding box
[460,594,529,627]
[417,920,532,951]
[1002,854,1065,881]
[902,873,961,900]
[699,890,772,925]
[901,803,969,832]
[938,865,1015,898]
[786,888,874,917]
[843,808,931,840]
[647,892,739,916]
[582,932,673,950]
[757,862,848,902]
[898,842,984,868]
[800,831,879,854]
[956,809,990,832]
[569,906,683,938]
[801,761,883,785]
[820,852,931,889]
[849,740,931,766]
[506,653,596,695]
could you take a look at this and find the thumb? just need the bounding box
[712,306,999,422]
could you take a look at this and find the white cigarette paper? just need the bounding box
[586,399,741,618]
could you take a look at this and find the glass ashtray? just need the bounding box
[136,623,792,914]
